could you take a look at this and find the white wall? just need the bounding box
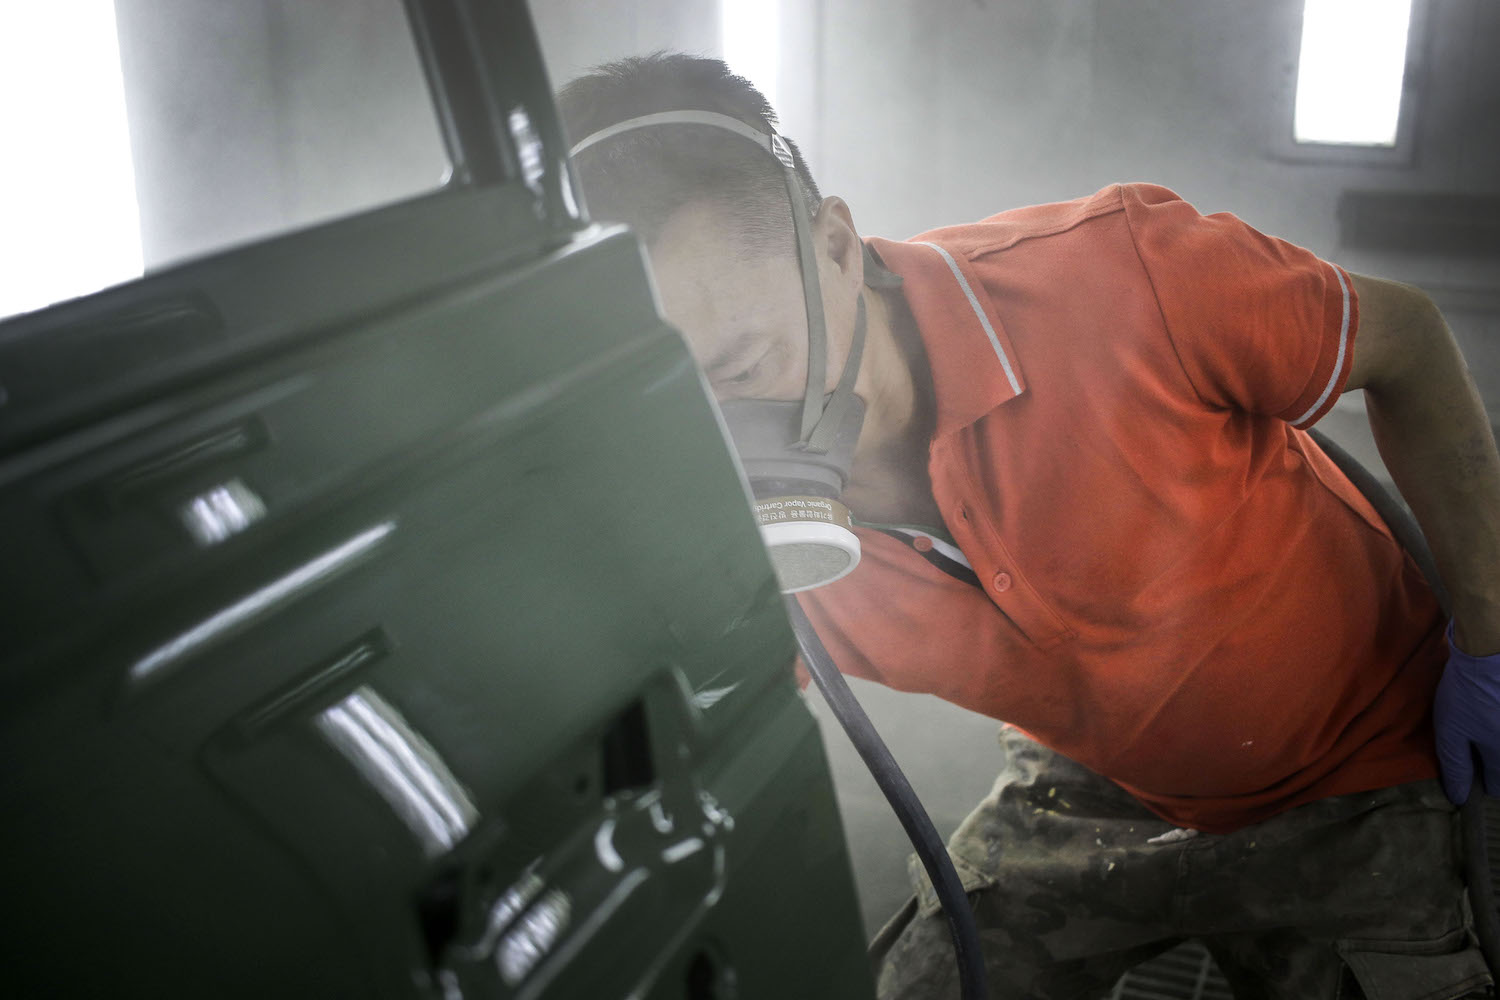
[529,0,720,88]
[114,0,447,270]
[816,0,1498,286]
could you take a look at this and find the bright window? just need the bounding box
[721,0,781,113]
[0,2,144,319]
[1294,0,1413,146]
[0,0,449,326]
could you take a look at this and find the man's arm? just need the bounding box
[1344,273,1500,655]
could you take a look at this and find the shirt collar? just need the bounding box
[866,236,1028,438]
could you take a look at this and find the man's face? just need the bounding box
[647,200,860,405]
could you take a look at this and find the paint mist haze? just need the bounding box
[532,0,1500,935]
[6,0,1493,938]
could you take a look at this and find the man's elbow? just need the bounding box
[1347,274,1453,395]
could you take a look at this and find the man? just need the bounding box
[559,53,1500,998]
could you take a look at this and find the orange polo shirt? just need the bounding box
[800,183,1447,833]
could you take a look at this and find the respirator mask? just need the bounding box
[571,110,874,593]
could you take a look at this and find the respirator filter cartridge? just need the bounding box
[751,495,860,593]
[719,397,865,594]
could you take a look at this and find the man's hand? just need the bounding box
[1435,622,1500,805]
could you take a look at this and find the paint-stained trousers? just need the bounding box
[871,727,1493,1000]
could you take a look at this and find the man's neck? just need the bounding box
[844,283,940,525]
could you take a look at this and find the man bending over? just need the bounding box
[559,53,1500,999]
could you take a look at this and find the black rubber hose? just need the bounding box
[785,596,989,1000]
[1308,429,1500,977]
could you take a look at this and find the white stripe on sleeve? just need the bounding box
[1291,266,1352,427]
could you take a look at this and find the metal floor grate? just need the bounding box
[1104,798,1500,1000]
[1107,941,1233,1000]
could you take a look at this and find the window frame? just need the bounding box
[1269,0,1429,167]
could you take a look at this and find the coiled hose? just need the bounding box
[785,596,989,1000]
[1308,429,1500,977]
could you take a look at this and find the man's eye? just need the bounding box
[714,344,772,392]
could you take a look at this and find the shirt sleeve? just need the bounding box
[1120,183,1359,428]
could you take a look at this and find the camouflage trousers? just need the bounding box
[871,727,1493,1000]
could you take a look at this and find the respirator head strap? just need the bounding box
[571,109,784,160]
[783,170,828,445]
[802,293,867,455]
[569,110,842,450]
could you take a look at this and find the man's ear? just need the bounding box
[813,196,864,290]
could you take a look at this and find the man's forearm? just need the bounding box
[1363,305,1500,655]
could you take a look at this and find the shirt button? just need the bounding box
[992,571,1013,593]
[912,536,934,552]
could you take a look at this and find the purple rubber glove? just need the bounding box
[1434,620,1500,805]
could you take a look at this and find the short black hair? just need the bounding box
[557,52,821,255]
